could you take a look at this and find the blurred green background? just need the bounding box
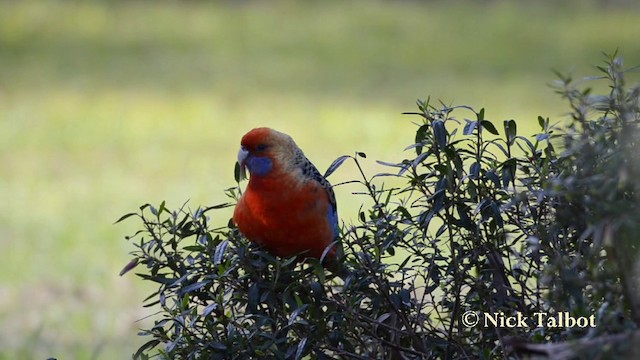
[1,0,639,358]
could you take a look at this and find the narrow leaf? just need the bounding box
[119,258,139,276]
[295,337,308,360]
[288,304,309,326]
[537,116,547,130]
[490,201,504,228]
[324,155,350,178]
[114,212,137,224]
[470,162,481,179]
[504,119,517,145]
[474,198,492,216]
[377,313,392,324]
[234,161,244,182]
[481,120,499,135]
[415,124,430,144]
[138,274,177,285]
[433,120,447,149]
[463,120,478,135]
[486,170,501,188]
[204,202,233,211]
[248,283,260,311]
[536,133,550,141]
[133,339,161,359]
[179,281,208,296]
[214,240,229,265]
[515,135,536,154]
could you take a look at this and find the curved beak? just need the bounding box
[237,147,249,181]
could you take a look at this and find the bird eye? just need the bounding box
[256,143,268,151]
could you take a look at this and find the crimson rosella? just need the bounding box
[233,127,340,264]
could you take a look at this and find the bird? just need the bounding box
[232,127,341,265]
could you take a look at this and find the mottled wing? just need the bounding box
[294,149,338,234]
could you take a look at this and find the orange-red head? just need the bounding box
[237,127,299,180]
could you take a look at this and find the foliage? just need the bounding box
[120,53,640,359]
[535,52,640,356]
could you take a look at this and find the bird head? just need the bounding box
[237,127,297,180]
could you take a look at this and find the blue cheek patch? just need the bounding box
[247,156,273,176]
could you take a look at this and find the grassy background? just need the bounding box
[1,0,639,358]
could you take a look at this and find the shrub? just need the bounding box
[119,52,640,359]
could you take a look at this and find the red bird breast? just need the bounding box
[233,127,339,261]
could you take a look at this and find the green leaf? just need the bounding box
[395,206,413,221]
[493,142,509,157]
[596,65,608,74]
[202,302,218,318]
[456,204,475,231]
[205,202,233,211]
[324,155,350,178]
[474,198,492,216]
[515,135,536,154]
[208,341,227,351]
[467,181,478,200]
[463,120,478,135]
[114,212,137,224]
[415,123,430,142]
[504,119,517,145]
[386,246,395,256]
[133,339,161,359]
[119,258,139,276]
[138,274,178,285]
[433,120,447,149]
[181,293,190,308]
[234,161,244,182]
[416,97,430,113]
[398,255,412,269]
[435,176,448,192]
[419,210,434,228]
[536,133,549,141]
[214,240,229,265]
[294,337,308,360]
[537,116,548,130]
[414,124,430,154]
[248,283,260,311]
[470,162,481,179]
[481,120,499,135]
[501,158,517,187]
[179,281,208,296]
[288,304,309,326]
[310,281,324,303]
